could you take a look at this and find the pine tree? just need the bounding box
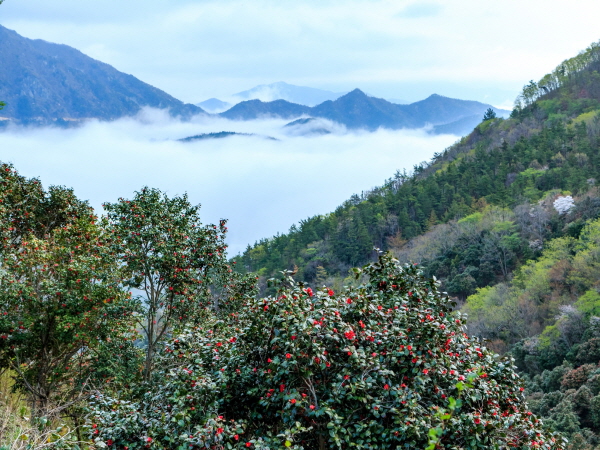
[483,107,497,121]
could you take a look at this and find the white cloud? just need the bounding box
[0,111,457,255]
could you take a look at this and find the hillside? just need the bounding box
[235,40,600,291]
[220,89,507,131]
[0,25,204,124]
[233,39,600,445]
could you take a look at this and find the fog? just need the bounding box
[0,110,458,255]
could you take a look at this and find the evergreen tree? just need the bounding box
[482,107,497,121]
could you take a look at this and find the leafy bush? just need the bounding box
[90,253,565,449]
[562,365,596,391]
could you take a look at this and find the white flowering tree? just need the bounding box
[553,195,575,215]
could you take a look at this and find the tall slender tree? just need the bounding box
[104,188,231,380]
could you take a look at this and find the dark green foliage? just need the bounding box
[483,108,497,121]
[235,40,600,305]
[104,188,234,380]
[90,253,566,449]
[0,165,131,418]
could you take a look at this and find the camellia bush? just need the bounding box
[0,164,131,418]
[90,252,566,449]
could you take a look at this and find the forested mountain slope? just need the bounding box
[234,38,600,447]
[235,40,600,296]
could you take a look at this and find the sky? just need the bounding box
[1,0,599,254]
[2,0,599,108]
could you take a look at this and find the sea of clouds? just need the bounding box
[0,109,458,255]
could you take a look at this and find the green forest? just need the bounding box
[2,37,600,450]
[229,39,600,449]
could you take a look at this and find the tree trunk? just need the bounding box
[318,434,326,450]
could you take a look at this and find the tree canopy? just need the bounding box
[90,252,565,449]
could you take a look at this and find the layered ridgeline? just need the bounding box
[0,24,504,132]
[0,25,204,125]
[220,89,507,134]
[234,38,600,446]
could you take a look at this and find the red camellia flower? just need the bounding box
[423,369,429,374]
[290,398,296,404]
[346,298,352,304]
[286,353,292,359]
[310,404,315,410]
[246,443,252,447]
[344,330,356,340]
[146,437,153,443]
[106,440,113,446]
[234,435,239,440]
[383,384,390,390]
[291,335,296,340]
[217,428,224,434]
[474,418,481,424]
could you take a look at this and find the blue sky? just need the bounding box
[2,0,599,108]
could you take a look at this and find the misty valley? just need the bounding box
[2,5,600,450]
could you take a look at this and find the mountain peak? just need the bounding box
[232,82,343,106]
[349,88,367,95]
[339,88,368,100]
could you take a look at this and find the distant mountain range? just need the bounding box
[220,89,508,132]
[231,82,344,107]
[0,25,204,125]
[198,82,408,112]
[197,98,232,113]
[0,24,507,134]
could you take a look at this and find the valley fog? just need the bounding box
[0,109,458,254]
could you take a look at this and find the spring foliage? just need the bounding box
[90,252,565,449]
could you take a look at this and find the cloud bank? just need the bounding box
[0,111,458,255]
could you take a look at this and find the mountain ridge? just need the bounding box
[220,88,507,131]
[231,81,344,106]
[0,25,204,124]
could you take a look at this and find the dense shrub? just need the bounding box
[562,365,597,391]
[90,253,565,449]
